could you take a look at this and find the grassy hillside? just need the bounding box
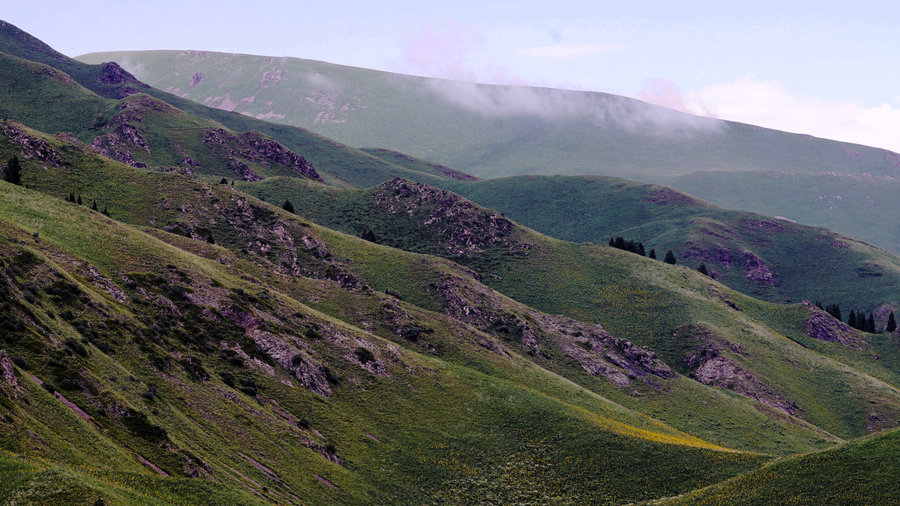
[77,47,900,257]
[237,176,900,443]
[0,120,848,457]
[78,49,900,183]
[247,175,900,319]
[669,170,900,253]
[0,167,779,503]
[663,428,900,505]
[0,20,464,189]
[434,175,900,314]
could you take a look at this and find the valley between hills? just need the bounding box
[0,19,899,505]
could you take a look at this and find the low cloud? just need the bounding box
[685,76,900,152]
[425,79,724,135]
[518,43,624,59]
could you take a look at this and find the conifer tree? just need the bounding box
[91,201,98,211]
[3,156,22,185]
[848,310,856,328]
[637,242,646,256]
[648,249,656,259]
[282,200,295,214]
[664,250,676,264]
[887,312,896,332]
[102,205,109,217]
[866,313,876,333]
[76,195,82,205]
[698,263,709,276]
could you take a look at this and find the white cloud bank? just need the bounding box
[518,43,624,59]
[652,76,900,153]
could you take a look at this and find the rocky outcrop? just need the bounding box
[0,350,22,399]
[373,178,528,257]
[804,302,866,348]
[97,62,143,86]
[90,123,151,168]
[201,128,322,181]
[432,274,674,389]
[743,252,776,285]
[189,72,203,88]
[677,326,799,416]
[1,121,67,168]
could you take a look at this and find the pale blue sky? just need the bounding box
[7,1,900,151]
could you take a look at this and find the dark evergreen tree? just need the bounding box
[848,310,856,328]
[866,313,876,333]
[698,263,709,276]
[664,250,676,264]
[648,249,656,259]
[815,300,823,310]
[360,225,377,243]
[67,192,75,202]
[887,312,896,332]
[282,200,295,214]
[608,237,615,247]
[91,201,98,211]
[833,304,841,321]
[206,235,215,244]
[3,156,22,185]
[102,205,109,217]
[219,177,228,184]
[637,242,646,256]
[76,195,82,205]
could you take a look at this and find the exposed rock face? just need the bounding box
[804,302,866,349]
[201,128,322,181]
[0,350,22,399]
[2,121,67,168]
[189,72,203,88]
[743,252,776,285]
[677,326,799,416]
[648,187,696,206]
[90,123,151,168]
[97,62,143,86]
[373,178,528,257]
[432,274,674,389]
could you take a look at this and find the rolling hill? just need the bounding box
[77,48,900,255]
[1,19,900,504]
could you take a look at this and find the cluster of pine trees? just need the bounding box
[65,192,109,216]
[608,236,676,265]
[815,301,897,333]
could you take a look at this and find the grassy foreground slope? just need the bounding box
[663,428,900,505]
[0,176,773,504]
[1,120,844,456]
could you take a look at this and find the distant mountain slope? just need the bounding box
[0,20,469,188]
[668,170,900,253]
[78,48,900,255]
[78,49,900,182]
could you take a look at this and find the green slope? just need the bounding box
[236,176,900,443]
[664,428,900,505]
[1,120,844,457]
[0,20,462,189]
[77,48,900,183]
[77,47,900,257]
[668,170,900,253]
[0,169,774,504]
